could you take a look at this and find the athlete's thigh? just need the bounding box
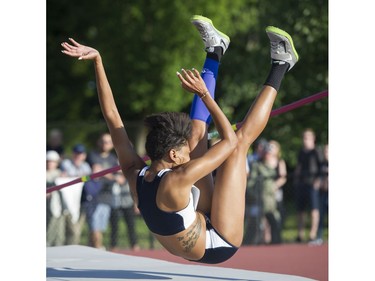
[210,146,248,246]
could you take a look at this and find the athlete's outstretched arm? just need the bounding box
[176,68,237,183]
[61,38,145,184]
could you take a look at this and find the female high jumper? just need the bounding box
[61,15,298,264]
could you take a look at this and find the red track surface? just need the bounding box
[114,243,328,281]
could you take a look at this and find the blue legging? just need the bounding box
[189,57,219,124]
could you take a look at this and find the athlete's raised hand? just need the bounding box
[177,68,209,98]
[61,38,99,61]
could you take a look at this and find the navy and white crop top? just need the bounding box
[136,166,200,236]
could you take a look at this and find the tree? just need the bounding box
[48,0,247,151]
[214,0,328,167]
[47,0,328,165]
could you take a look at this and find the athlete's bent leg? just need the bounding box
[210,26,299,247]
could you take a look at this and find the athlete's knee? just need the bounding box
[235,130,253,152]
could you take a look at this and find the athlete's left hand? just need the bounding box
[177,68,209,97]
[61,38,99,61]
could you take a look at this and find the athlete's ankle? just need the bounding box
[263,61,289,92]
[206,46,223,62]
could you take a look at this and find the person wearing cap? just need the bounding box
[60,144,92,245]
[46,150,65,246]
[60,144,91,176]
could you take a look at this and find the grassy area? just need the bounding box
[79,202,328,249]
[281,201,328,243]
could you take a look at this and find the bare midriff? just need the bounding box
[152,211,207,261]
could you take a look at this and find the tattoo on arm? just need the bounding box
[176,215,202,252]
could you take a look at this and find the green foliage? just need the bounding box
[47,0,328,168]
[215,0,328,167]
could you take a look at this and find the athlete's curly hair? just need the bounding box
[144,112,192,161]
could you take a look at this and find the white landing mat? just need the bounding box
[47,245,317,281]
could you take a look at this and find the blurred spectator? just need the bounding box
[60,144,92,245]
[87,133,118,176]
[293,128,322,243]
[247,138,268,171]
[81,163,112,250]
[268,140,288,229]
[244,138,268,245]
[246,141,283,244]
[46,150,65,246]
[110,171,140,251]
[263,140,287,244]
[47,128,65,158]
[86,133,119,247]
[61,144,91,177]
[310,143,329,245]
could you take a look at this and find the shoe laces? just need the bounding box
[195,24,210,42]
[270,41,285,54]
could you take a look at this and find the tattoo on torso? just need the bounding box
[176,215,202,252]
